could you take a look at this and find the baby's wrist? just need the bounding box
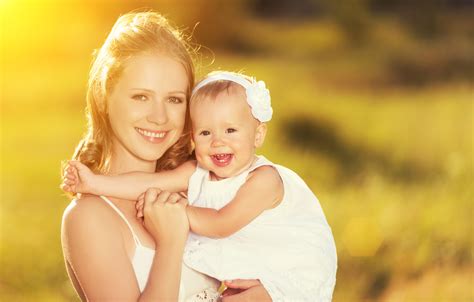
[87,174,104,195]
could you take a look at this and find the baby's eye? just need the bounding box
[132,94,148,102]
[226,128,237,133]
[168,96,184,104]
[200,130,211,136]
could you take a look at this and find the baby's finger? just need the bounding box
[66,165,76,173]
[61,176,69,184]
[61,184,74,193]
[63,179,76,185]
[135,199,145,211]
[68,160,81,167]
[177,198,188,207]
[165,193,181,204]
[143,188,161,209]
[155,190,171,204]
[63,166,71,176]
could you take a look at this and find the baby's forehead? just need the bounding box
[191,84,247,108]
[193,82,245,101]
[190,89,258,122]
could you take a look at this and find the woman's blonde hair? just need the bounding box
[72,11,195,174]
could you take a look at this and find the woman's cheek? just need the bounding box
[169,104,187,129]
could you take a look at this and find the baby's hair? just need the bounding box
[191,71,252,104]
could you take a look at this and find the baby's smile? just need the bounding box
[210,153,233,167]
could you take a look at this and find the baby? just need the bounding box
[63,71,337,301]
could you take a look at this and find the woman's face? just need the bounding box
[107,53,188,165]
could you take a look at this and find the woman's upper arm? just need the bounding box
[61,198,140,301]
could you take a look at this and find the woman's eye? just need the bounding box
[168,96,184,104]
[132,94,148,102]
[226,128,237,133]
[200,130,211,136]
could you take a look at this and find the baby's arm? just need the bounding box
[186,166,284,238]
[63,160,196,200]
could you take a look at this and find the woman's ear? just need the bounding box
[254,123,267,148]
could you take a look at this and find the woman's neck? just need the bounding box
[108,143,157,175]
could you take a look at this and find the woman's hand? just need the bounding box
[61,160,97,194]
[141,188,189,247]
[221,279,272,302]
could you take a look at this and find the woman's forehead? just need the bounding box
[118,54,188,91]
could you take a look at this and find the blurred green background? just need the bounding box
[1,0,472,301]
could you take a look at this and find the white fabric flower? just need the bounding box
[192,72,273,122]
[246,80,273,122]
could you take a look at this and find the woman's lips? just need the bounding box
[135,127,167,143]
[211,153,233,167]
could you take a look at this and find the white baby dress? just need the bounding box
[183,156,337,301]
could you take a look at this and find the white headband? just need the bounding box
[192,72,273,122]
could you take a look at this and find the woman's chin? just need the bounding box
[138,149,167,162]
[132,139,171,161]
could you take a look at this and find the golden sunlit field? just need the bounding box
[1,1,472,301]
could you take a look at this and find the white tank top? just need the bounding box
[100,196,220,301]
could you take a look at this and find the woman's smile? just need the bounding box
[135,127,168,143]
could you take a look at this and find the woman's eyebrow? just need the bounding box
[129,88,186,96]
[167,90,186,96]
[130,88,156,94]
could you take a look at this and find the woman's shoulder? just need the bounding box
[62,195,119,230]
[62,195,125,253]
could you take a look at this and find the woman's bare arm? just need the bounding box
[140,189,189,300]
[61,195,186,301]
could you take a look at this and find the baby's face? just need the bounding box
[191,86,265,180]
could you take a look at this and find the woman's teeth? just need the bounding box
[136,128,166,138]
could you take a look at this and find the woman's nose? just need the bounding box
[147,100,168,125]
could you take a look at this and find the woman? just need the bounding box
[61,11,271,301]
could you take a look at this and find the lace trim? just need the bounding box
[184,288,220,302]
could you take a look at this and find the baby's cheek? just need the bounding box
[194,149,204,161]
[194,147,209,166]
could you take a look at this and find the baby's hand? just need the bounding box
[61,160,97,194]
[136,192,145,219]
[135,192,188,219]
